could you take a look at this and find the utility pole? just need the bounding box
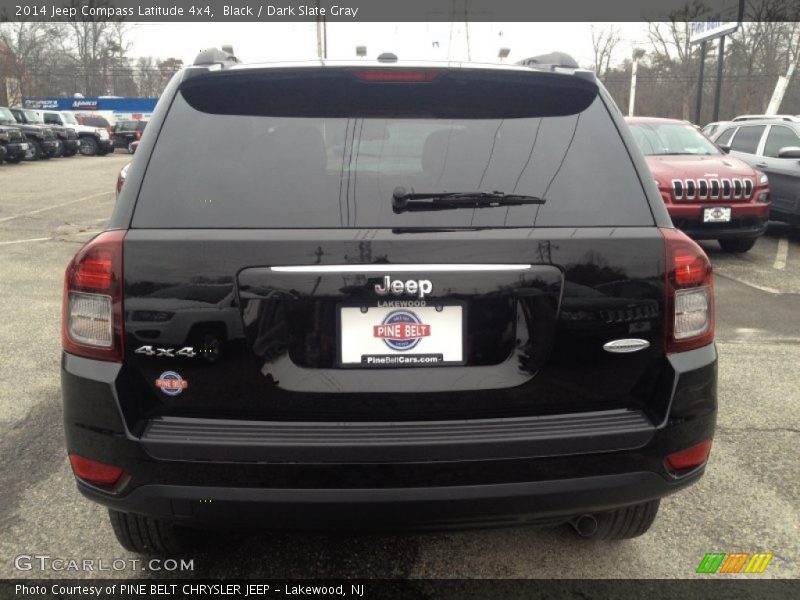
[712,35,726,122]
[765,27,800,114]
[695,41,707,124]
[315,0,327,59]
[628,48,645,117]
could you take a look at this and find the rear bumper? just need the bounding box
[668,203,770,240]
[61,344,717,529]
[77,470,703,530]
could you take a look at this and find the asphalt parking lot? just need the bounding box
[0,154,798,580]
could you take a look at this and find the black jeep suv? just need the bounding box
[0,123,29,163]
[4,106,59,159]
[61,49,717,554]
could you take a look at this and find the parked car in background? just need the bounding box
[732,114,800,123]
[0,123,30,163]
[627,116,770,253]
[701,121,733,139]
[42,111,113,156]
[113,120,147,152]
[709,118,800,226]
[75,113,116,143]
[25,109,80,157]
[1,106,59,160]
[116,162,129,198]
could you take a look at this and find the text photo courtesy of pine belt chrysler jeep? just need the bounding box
[626,117,770,254]
[61,49,717,554]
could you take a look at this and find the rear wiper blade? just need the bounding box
[392,187,545,213]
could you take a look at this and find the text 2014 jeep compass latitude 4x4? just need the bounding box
[61,50,717,553]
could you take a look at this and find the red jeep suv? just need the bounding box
[627,117,770,253]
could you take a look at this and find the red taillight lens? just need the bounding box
[351,69,442,82]
[69,453,125,485]
[74,251,114,289]
[666,440,713,474]
[62,230,126,361]
[673,253,707,287]
[662,228,715,353]
[134,130,141,140]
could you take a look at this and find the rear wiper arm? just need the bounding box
[392,187,545,213]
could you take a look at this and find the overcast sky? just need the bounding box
[126,22,652,67]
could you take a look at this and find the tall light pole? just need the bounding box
[315,0,327,59]
[628,48,646,117]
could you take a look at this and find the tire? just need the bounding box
[6,154,23,164]
[53,141,64,158]
[25,139,42,161]
[719,238,757,253]
[572,499,660,540]
[79,136,99,156]
[108,509,193,554]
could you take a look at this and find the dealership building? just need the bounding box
[21,96,158,122]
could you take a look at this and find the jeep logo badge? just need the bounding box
[374,276,433,299]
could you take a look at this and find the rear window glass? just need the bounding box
[132,74,653,229]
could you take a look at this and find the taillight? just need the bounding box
[665,440,713,475]
[662,228,714,352]
[69,453,125,485]
[351,69,442,82]
[62,230,126,361]
[134,130,141,140]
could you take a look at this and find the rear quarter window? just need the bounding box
[132,72,654,229]
[730,125,766,154]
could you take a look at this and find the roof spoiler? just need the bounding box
[517,52,580,70]
[517,52,597,83]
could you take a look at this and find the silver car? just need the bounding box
[710,118,800,225]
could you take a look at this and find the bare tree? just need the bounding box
[646,1,708,120]
[0,22,60,98]
[590,25,621,80]
[60,0,129,95]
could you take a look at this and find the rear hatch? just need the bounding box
[119,65,667,427]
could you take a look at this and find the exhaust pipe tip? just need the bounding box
[569,514,598,538]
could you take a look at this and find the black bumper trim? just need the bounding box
[79,470,698,528]
[675,216,769,240]
[141,409,656,463]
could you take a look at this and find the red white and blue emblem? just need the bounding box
[373,310,431,351]
[155,371,188,396]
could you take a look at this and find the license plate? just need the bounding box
[703,207,731,223]
[338,303,465,367]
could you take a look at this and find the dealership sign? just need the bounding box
[71,99,98,110]
[689,20,739,44]
[22,96,158,113]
